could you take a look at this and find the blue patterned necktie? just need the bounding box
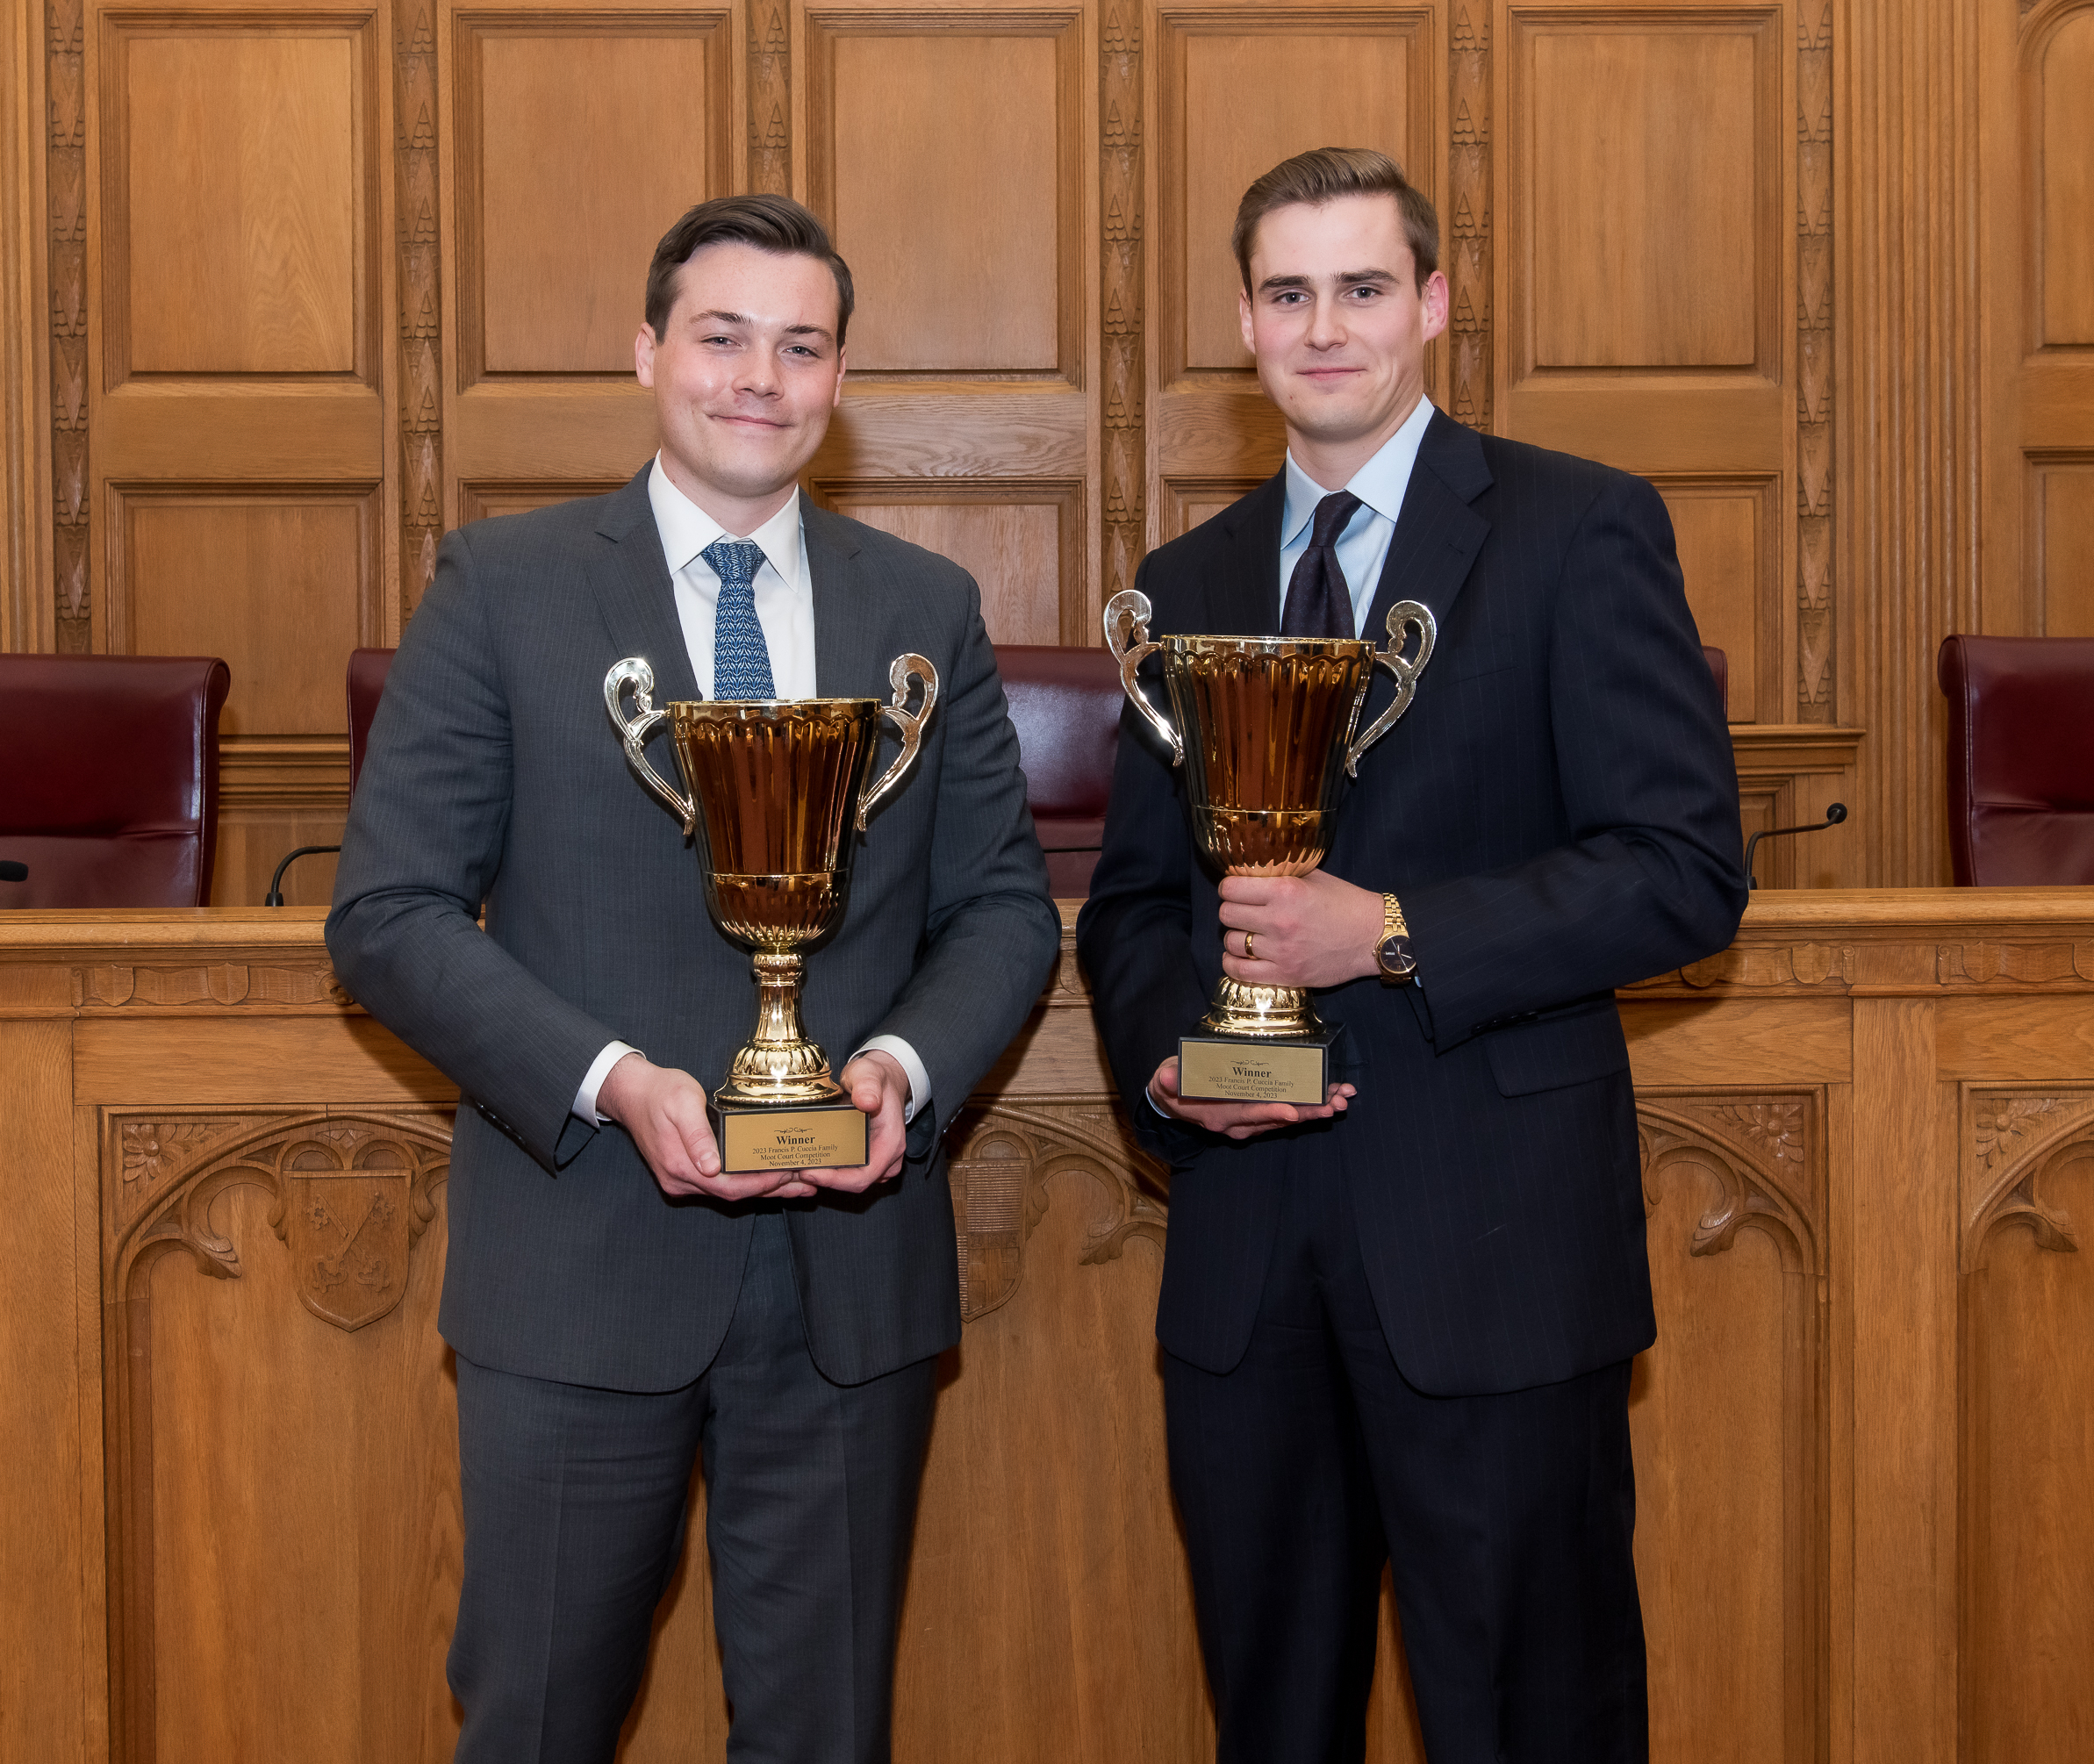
[702,537,777,700]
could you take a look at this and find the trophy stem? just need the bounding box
[1199,973,1324,1041]
[715,950,846,1106]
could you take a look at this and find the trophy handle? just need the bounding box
[857,652,940,831]
[604,656,699,836]
[1102,587,1182,766]
[1343,600,1438,778]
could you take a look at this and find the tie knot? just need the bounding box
[1310,490,1362,549]
[701,537,764,588]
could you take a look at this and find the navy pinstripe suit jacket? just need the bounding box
[1076,412,1747,1395]
[327,468,1059,1393]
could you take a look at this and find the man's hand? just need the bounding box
[1217,870,1386,990]
[596,1052,817,1201]
[1147,1055,1353,1141]
[795,1049,911,1192]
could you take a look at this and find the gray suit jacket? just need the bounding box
[326,468,1059,1390]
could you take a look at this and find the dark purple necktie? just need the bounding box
[1280,490,1362,639]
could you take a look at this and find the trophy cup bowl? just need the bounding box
[1103,587,1434,1104]
[605,653,938,1172]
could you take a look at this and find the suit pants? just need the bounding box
[1163,1155,1646,1764]
[448,1208,939,1764]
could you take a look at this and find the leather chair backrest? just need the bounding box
[0,654,232,907]
[1938,635,2094,886]
[348,648,396,794]
[1702,646,1729,719]
[996,643,1124,898]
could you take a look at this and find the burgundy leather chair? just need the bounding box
[1702,645,1729,719]
[996,643,1123,898]
[0,654,232,907]
[348,647,395,792]
[266,647,397,903]
[1938,635,2094,886]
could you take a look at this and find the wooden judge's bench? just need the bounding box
[4,891,2092,1764]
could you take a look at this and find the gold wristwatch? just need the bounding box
[1376,892,1418,984]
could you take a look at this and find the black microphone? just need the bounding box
[0,860,27,883]
[1745,803,1847,889]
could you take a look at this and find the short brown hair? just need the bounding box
[645,195,856,348]
[1231,147,1438,293]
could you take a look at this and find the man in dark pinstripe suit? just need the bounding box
[1077,148,1746,1761]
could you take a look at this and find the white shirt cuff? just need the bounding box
[853,1034,930,1125]
[574,1040,642,1124]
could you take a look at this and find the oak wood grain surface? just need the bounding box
[4,891,2091,1760]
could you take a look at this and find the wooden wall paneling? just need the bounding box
[456,477,631,521]
[1101,0,1141,606]
[812,477,1085,643]
[799,2,1096,644]
[749,0,790,192]
[48,0,89,650]
[452,11,733,382]
[1730,725,1864,888]
[440,0,740,539]
[100,1106,461,1763]
[2006,6,2094,642]
[1848,995,1957,1764]
[1498,0,1814,764]
[85,11,387,904]
[1845,0,1982,886]
[1650,473,1780,722]
[1151,1,1441,521]
[107,485,376,735]
[2,0,51,652]
[1633,1089,1827,1764]
[1447,0,1489,431]
[0,1022,90,1760]
[1959,1087,2094,1764]
[398,0,444,627]
[1795,0,1832,722]
[2028,454,2094,637]
[105,24,371,384]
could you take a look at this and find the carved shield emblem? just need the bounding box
[275,1136,415,1330]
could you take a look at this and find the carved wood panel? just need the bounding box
[1636,1089,1826,1764]
[1958,1086,2094,1764]
[100,1106,457,1763]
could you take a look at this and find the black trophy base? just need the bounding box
[709,1095,869,1174]
[1177,1023,1338,1106]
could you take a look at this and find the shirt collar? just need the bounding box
[647,455,801,592]
[1280,395,1437,548]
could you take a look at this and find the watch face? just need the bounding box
[1379,935,1417,980]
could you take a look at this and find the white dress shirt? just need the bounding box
[1277,394,1436,631]
[572,456,931,1131]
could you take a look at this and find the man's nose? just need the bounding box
[1306,296,1346,348]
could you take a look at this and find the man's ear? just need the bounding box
[635,323,656,388]
[1419,270,1451,345]
[1238,286,1256,355]
[833,349,846,406]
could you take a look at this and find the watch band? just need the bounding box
[1377,892,1418,984]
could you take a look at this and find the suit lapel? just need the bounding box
[1209,474,1286,635]
[1359,410,1491,650]
[590,466,702,704]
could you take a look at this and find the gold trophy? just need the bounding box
[1103,588,1435,1105]
[604,654,938,1172]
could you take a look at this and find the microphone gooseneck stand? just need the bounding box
[1745,802,1848,889]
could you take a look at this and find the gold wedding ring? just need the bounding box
[1244,931,1258,961]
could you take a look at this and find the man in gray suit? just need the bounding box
[327,195,1058,1763]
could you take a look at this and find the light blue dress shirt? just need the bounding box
[1277,395,1437,634]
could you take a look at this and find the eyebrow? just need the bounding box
[691,309,835,343]
[1256,269,1399,294]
